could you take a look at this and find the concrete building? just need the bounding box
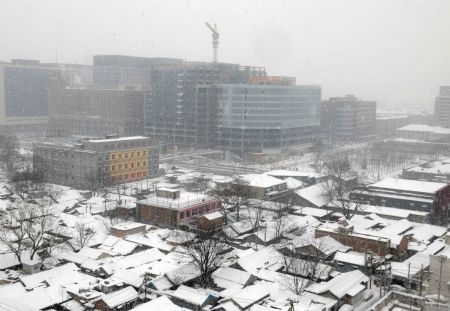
[145,62,266,148]
[376,113,411,138]
[215,83,321,154]
[0,60,58,134]
[136,189,221,227]
[321,95,376,141]
[435,86,450,128]
[354,178,450,223]
[33,135,159,189]
[47,82,149,137]
[93,54,182,88]
[402,158,450,183]
[396,124,450,142]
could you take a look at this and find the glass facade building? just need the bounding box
[216,84,321,153]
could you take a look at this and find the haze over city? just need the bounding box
[2,1,450,310]
[1,0,450,110]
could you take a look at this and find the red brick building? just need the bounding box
[137,189,221,227]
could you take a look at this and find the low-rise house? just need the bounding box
[170,285,219,310]
[315,224,396,257]
[197,211,224,231]
[333,251,378,274]
[212,267,256,290]
[306,270,369,308]
[265,169,327,185]
[294,182,329,208]
[292,233,352,260]
[137,190,221,227]
[355,178,450,222]
[110,222,146,237]
[215,283,270,310]
[130,295,189,311]
[93,286,138,311]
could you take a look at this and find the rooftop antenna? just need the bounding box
[205,22,219,63]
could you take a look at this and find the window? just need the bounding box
[125,153,128,159]
[137,151,141,156]
[112,154,115,160]
[112,165,115,171]
[137,162,140,167]
[143,161,146,166]
[131,152,135,157]
[125,164,128,169]
[143,151,147,156]
[192,208,197,216]
[118,154,122,159]
[205,205,210,212]
[118,165,122,170]
[198,207,204,214]
[179,212,185,219]
[186,210,191,217]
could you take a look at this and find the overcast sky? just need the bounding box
[1,0,449,111]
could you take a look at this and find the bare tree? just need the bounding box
[0,134,21,177]
[0,202,62,263]
[211,176,255,222]
[246,201,265,230]
[321,157,364,220]
[177,231,228,287]
[281,254,312,295]
[72,221,96,249]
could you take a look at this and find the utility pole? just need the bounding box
[407,262,411,293]
[437,255,447,305]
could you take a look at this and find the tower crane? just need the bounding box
[205,22,219,63]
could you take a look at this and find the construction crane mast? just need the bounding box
[205,22,219,63]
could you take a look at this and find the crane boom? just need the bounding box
[205,22,219,63]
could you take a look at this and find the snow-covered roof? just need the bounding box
[295,182,328,207]
[285,177,304,189]
[100,286,138,308]
[397,124,450,134]
[99,235,138,255]
[369,178,447,194]
[171,285,216,307]
[130,295,188,311]
[110,222,146,231]
[88,136,148,143]
[240,174,286,188]
[221,283,270,309]
[265,169,325,179]
[202,211,223,221]
[334,251,366,266]
[292,206,331,218]
[212,267,253,289]
[138,192,218,210]
[307,270,368,299]
[237,247,283,274]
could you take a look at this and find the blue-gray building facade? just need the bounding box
[216,84,321,153]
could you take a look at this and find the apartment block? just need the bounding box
[33,136,159,189]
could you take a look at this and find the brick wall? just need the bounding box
[315,229,390,256]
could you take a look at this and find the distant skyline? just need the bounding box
[1,0,450,111]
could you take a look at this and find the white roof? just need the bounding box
[240,174,286,188]
[295,182,328,207]
[285,177,304,189]
[138,192,217,210]
[111,222,145,231]
[334,251,366,266]
[307,270,368,299]
[237,247,283,274]
[265,169,324,178]
[171,285,214,307]
[397,124,450,134]
[202,211,223,220]
[212,267,252,289]
[369,178,447,194]
[101,286,138,308]
[292,206,331,218]
[223,284,270,309]
[88,136,148,143]
[131,295,187,311]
